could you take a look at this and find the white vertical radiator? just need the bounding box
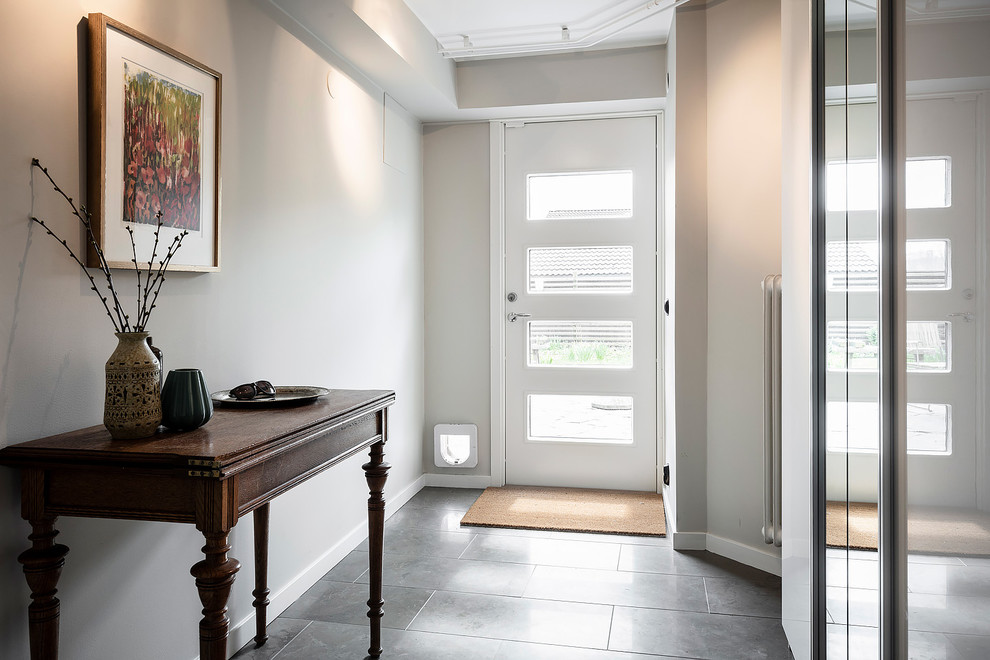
[762,275,783,547]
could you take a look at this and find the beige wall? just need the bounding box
[704,0,782,559]
[664,0,783,571]
[0,2,425,658]
[422,122,492,478]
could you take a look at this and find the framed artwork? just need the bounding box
[87,13,221,271]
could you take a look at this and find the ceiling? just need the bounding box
[401,0,677,60]
[826,0,990,29]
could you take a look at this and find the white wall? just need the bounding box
[422,122,492,479]
[664,0,783,571]
[667,2,709,544]
[703,0,782,562]
[780,0,814,653]
[0,2,424,658]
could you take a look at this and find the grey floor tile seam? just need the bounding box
[605,605,617,653]
[502,591,716,614]
[365,544,545,573]
[455,532,481,559]
[266,620,312,660]
[398,608,617,653]
[400,501,472,513]
[943,632,990,656]
[496,638,688,660]
[404,588,439,631]
[944,633,974,659]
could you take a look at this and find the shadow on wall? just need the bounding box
[0,219,34,435]
[0,470,28,660]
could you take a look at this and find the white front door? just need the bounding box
[502,115,659,491]
[823,97,982,508]
[904,95,981,509]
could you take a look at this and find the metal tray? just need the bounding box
[211,386,330,408]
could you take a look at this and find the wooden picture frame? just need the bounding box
[87,13,221,271]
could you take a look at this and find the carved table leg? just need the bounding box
[363,440,391,658]
[18,516,69,660]
[190,531,241,660]
[252,503,271,647]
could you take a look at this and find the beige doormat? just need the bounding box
[826,501,990,556]
[460,485,666,537]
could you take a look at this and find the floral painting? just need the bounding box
[122,61,202,231]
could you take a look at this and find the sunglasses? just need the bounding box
[229,380,276,400]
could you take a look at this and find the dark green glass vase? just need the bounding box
[161,369,214,431]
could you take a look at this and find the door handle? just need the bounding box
[947,312,974,322]
[507,312,532,323]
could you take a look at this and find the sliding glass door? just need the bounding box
[820,1,883,656]
[901,3,990,657]
[810,1,990,657]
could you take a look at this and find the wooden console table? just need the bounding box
[0,388,395,660]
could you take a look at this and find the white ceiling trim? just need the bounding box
[434,0,684,59]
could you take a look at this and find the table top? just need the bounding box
[0,389,394,473]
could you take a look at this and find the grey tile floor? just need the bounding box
[826,548,990,659]
[233,487,792,660]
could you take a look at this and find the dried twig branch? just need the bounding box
[140,231,187,329]
[31,158,130,330]
[30,216,122,332]
[30,158,187,333]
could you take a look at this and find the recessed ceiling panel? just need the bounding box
[403,0,674,59]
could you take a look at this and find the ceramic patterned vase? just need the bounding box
[161,369,214,431]
[104,332,162,440]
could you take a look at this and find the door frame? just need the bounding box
[488,111,665,490]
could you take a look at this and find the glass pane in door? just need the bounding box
[528,321,633,368]
[527,171,633,220]
[528,394,633,444]
[903,6,990,655]
[822,0,882,656]
[528,245,634,294]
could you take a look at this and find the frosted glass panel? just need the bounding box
[528,246,633,293]
[528,394,633,444]
[528,321,632,368]
[826,158,950,211]
[826,402,950,454]
[827,321,878,371]
[827,321,950,372]
[905,322,950,372]
[905,240,950,289]
[527,171,633,220]
[826,240,950,290]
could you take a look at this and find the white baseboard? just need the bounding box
[221,475,426,659]
[423,473,492,489]
[670,531,782,576]
[706,533,782,577]
[671,531,707,550]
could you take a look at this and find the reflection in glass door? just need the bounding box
[814,1,990,657]
[902,4,990,658]
[821,1,882,656]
